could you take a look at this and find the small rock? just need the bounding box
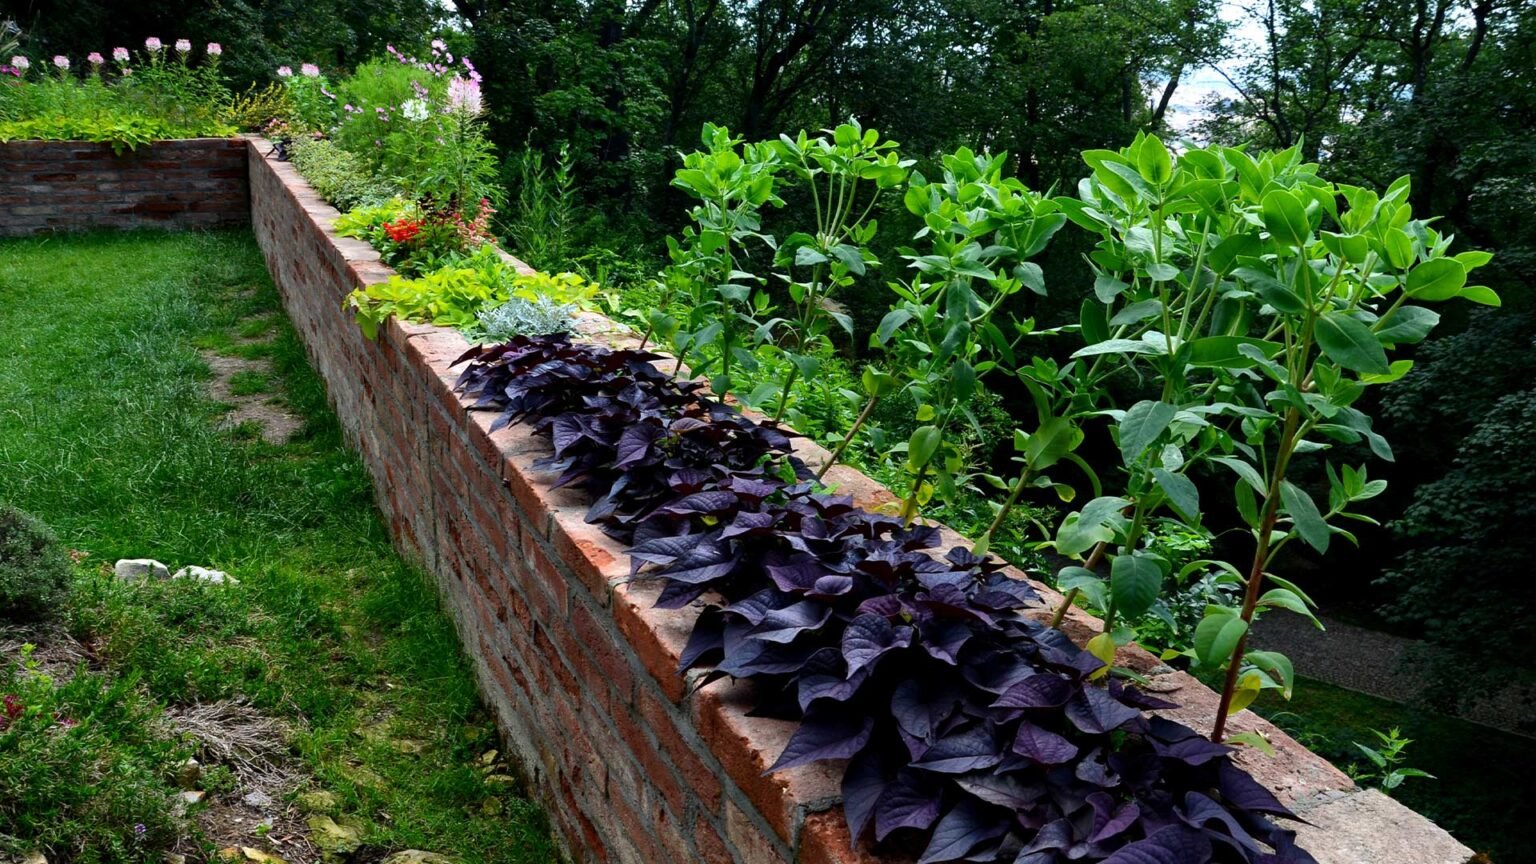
[241,789,274,808]
[177,757,201,789]
[307,815,363,856]
[115,558,169,581]
[163,854,187,864]
[19,852,46,864]
[379,853,456,864]
[476,749,498,768]
[239,848,287,864]
[180,790,206,805]
[295,790,340,814]
[390,738,426,755]
[484,773,517,789]
[172,565,237,584]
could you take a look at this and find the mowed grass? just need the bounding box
[0,231,561,862]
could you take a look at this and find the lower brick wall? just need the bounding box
[244,138,1476,864]
[0,138,249,236]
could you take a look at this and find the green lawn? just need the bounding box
[1259,677,1536,862]
[0,230,560,863]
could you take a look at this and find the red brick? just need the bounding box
[611,581,695,703]
[637,687,722,812]
[725,798,789,864]
[693,813,733,864]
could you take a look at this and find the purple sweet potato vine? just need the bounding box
[454,335,1316,864]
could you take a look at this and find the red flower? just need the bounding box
[0,694,21,731]
[383,218,422,244]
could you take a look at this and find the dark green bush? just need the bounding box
[0,505,71,622]
[287,136,397,212]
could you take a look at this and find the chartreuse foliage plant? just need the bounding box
[454,335,1319,864]
[1047,134,1495,741]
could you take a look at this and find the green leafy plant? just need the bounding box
[0,505,72,623]
[1047,134,1496,740]
[1350,727,1434,792]
[288,136,398,211]
[472,295,577,341]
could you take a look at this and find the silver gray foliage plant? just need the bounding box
[473,295,576,342]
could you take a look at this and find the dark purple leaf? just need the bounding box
[1065,687,1142,734]
[916,799,1009,864]
[874,772,943,841]
[766,710,874,773]
[1012,722,1079,765]
[913,725,1004,774]
[843,614,913,676]
[994,674,1074,709]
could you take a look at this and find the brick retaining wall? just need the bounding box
[0,138,249,236]
[243,137,1476,864]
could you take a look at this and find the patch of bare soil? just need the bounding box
[0,623,96,681]
[202,352,302,445]
[168,700,318,862]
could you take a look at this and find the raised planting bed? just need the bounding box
[243,137,1475,864]
[0,137,249,236]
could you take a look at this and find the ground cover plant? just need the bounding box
[0,231,561,862]
[0,37,234,151]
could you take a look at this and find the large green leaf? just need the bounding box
[1280,480,1330,554]
[1194,610,1249,670]
[1374,306,1439,345]
[1315,312,1390,374]
[1111,553,1163,620]
[908,426,942,469]
[1233,266,1305,314]
[1406,258,1467,301]
[1152,469,1200,520]
[1244,650,1295,698]
[1261,189,1310,248]
[1118,400,1176,465]
[1188,336,1285,369]
[1024,416,1077,470]
[1137,135,1173,185]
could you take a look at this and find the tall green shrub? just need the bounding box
[0,505,72,622]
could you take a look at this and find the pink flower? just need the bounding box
[87,52,104,65]
[174,39,191,54]
[446,76,483,116]
[206,43,222,57]
[276,65,292,78]
[145,37,162,52]
[300,63,320,78]
[112,47,129,63]
[52,55,69,70]
[431,39,446,52]
[9,56,28,72]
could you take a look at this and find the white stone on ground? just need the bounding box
[114,559,169,581]
[172,565,237,585]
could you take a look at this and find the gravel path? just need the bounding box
[1250,612,1534,737]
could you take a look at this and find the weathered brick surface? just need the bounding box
[0,138,250,236]
[244,138,1474,864]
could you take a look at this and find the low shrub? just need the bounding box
[0,505,71,623]
[473,295,576,341]
[0,646,190,861]
[287,136,398,212]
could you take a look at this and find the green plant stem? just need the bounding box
[1048,541,1108,628]
[899,463,929,526]
[1211,405,1302,742]
[773,364,800,422]
[979,464,1034,551]
[816,394,880,480]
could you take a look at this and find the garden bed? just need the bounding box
[244,136,1477,864]
[0,137,249,236]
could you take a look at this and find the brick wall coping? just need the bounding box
[242,136,1476,864]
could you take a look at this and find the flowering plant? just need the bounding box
[0,38,233,149]
[383,217,423,244]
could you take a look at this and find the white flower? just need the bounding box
[87,52,104,65]
[206,43,222,57]
[401,98,430,122]
[52,55,69,70]
[174,39,191,54]
[112,47,129,63]
[276,65,292,78]
[145,37,162,52]
[446,76,483,116]
[10,56,28,72]
[300,63,320,78]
